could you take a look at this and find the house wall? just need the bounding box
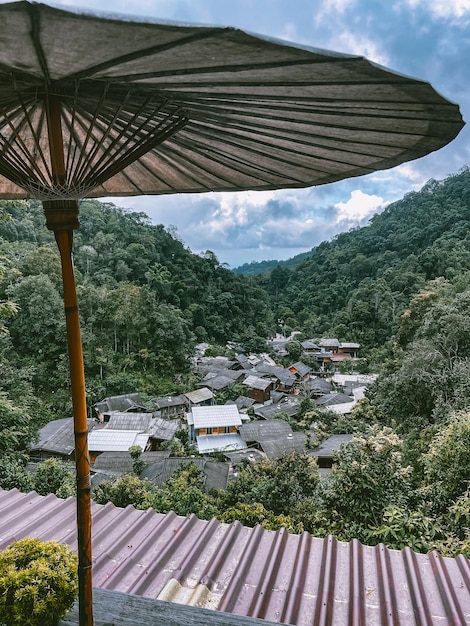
[197,425,238,436]
[160,404,186,419]
[247,388,271,403]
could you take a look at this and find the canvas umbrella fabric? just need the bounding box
[0,2,464,624]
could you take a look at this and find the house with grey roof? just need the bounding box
[200,373,237,392]
[239,419,293,445]
[152,394,188,418]
[92,450,170,474]
[238,419,308,459]
[314,391,356,414]
[29,417,96,461]
[252,363,296,392]
[184,386,214,406]
[93,392,147,421]
[309,433,354,468]
[253,398,300,420]
[242,374,274,403]
[288,361,312,380]
[187,404,245,454]
[260,431,307,459]
[339,341,361,357]
[318,337,341,352]
[141,457,230,492]
[225,395,256,412]
[301,338,320,353]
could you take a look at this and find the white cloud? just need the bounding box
[334,190,386,223]
[314,0,356,24]
[399,0,470,21]
[331,30,390,65]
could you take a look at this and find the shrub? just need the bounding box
[0,538,78,626]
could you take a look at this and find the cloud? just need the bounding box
[334,190,386,224]
[399,0,470,21]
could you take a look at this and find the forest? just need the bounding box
[1,166,470,557]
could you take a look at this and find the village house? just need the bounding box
[288,361,312,381]
[184,386,214,407]
[238,419,307,459]
[29,417,96,462]
[338,341,361,357]
[242,374,274,403]
[309,433,354,469]
[152,394,188,419]
[87,411,181,462]
[187,404,245,454]
[93,392,147,422]
[141,457,230,492]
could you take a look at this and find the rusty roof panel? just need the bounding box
[0,488,469,625]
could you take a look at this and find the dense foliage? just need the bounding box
[257,167,470,350]
[0,198,272,415]
[0,538,78,626]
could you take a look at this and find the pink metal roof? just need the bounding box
[1,488,469,625]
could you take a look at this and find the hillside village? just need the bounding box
[29,336,373,490]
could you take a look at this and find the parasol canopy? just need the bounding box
[0,2,464,625]
[0,1,464,203]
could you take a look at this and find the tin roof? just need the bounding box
[141,458,230,492]
[243,375,273,391]
[196,433,245,454]
[87,429,149,452]
[239,419,293,444]
[192,405,242,429]
[184,387,214,405]
[1,488,469,626]
[152,394,188,410]
[309,434,355,459]
[30,417,95,457]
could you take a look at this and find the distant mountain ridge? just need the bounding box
[233,250,313,276]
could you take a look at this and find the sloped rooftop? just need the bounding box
[191,404,242,429]
[1,488,469,626]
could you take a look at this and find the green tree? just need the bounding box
[224,452,320,517]
[312,427,413,542]
[31,458,76,499]
[92,473,156,509]
[421,410,470,513]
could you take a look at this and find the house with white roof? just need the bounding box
[187,404,245,454]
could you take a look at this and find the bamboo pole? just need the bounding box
[44,96,94,626]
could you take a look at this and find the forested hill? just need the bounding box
[257,167,470,348]
[233,250,312,277]
[0,199,272,416]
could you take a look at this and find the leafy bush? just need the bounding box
[0,538,78,626]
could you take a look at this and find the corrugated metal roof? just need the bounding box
[88,429,148,452]
[202,374,237,391]
[260,432,307,459]
[239,420,293,444]
[1,488,469,626]
[196,433,245,454]
[92,451,170,472]
[310,434,354,459]
[243,375,273,391]
[184,387,214,405]
[140,458,230,492]
[107,412,153,431]
[192,405,242,429]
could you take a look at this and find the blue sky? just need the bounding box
[11,0,470,267]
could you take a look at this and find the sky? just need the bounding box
[9,0,470,267]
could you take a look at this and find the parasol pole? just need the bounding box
[43,96,94,626]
